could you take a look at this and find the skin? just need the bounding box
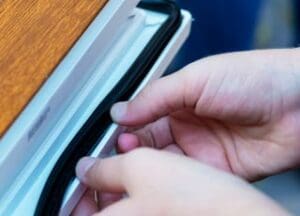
[73,48,300,215]
[74,149,289,216]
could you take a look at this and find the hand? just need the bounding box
[72,149,289,216]
[111,49,300,181]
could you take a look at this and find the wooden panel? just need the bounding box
[0,0,107,137]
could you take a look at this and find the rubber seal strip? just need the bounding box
[34,1,182,215]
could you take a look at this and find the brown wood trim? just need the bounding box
[0,0,108,137]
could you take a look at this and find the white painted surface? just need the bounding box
[0,5,192,215]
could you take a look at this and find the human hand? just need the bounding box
[72,149,289,216]
[111,49,300,181]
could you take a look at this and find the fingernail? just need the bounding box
[110,102,128,122]
[76,157,97,182]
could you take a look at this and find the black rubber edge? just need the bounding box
[34,1,182,215]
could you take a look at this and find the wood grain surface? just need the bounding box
[0,0,107,137]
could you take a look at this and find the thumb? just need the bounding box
[76,156,126,193]
[110,67,199,126]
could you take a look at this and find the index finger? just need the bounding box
[110,67,198,126]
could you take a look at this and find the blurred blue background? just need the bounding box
[176,0,262,65]
[172,0,299,68]
[169,0,300,214]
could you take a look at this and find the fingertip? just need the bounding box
[99,192,123,210]
[111,101,147,126]
[110,102,128,123]
[76,157,97,183]
[118,133,140,153]
[163,144,185,155]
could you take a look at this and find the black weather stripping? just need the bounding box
[35,1,182,215]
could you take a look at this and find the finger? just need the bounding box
[95,199,141,216]
[110,68,196,125]
[111,51,281,127]
[71,189,98,216]
[76,156,126,193]
[118,117,174,152]
[163,144,185,155]
[117,133,140,153]
[99,192,123,210]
